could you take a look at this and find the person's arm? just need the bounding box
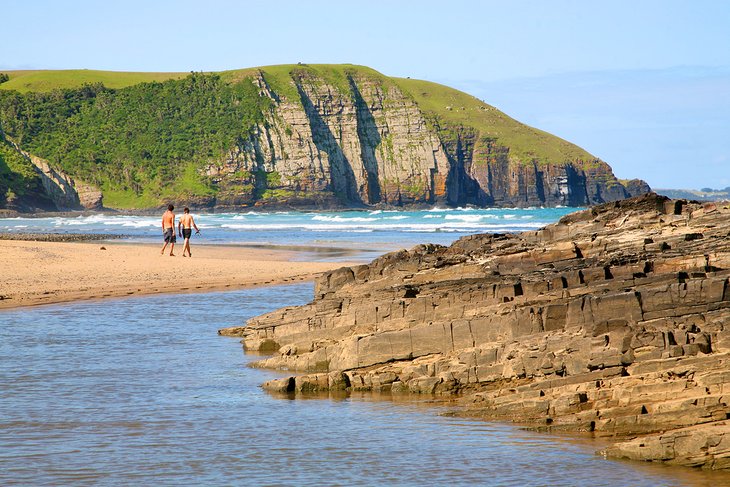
[178,218,182,236]
[192,216,199,233]
[162,215,165,233]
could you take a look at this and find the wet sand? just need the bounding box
[0,239,353,309]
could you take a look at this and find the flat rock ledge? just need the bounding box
[220,193,730,470]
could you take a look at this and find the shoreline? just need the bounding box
[0,239,355,310]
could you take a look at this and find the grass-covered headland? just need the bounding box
[0,65,620,210]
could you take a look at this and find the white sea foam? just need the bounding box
[0,207,564,244]
[220,221,545,232]
[311,215,378,222]
[110,220,158,228]
[444,214,485,222]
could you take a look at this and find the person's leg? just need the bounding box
[169,242,175,256]
[185,238,191,257]
[161,242,168,255]
[181,238,187,256]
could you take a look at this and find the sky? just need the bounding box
[1,0,728,189]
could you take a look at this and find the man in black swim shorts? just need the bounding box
[178,207,200,257]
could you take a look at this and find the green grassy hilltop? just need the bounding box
[0,69,188,93]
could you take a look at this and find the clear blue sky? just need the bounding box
[2,0,728,189]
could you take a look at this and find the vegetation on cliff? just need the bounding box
[392,77,594,166]
[0,137,44,206]
[0,69,187,93]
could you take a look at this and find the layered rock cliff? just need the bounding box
[206,69,450,208]
[221,193,730,469]
[206,67,648,208]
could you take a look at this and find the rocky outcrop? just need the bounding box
[436,129,637,207]
[204,68,647,209]
[29,154,103,210]
[4,138,103,210]
[221,193,730,469]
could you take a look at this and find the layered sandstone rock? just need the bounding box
[221,193,730,469]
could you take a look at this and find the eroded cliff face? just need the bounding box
[205,70,645,209]
[1,137,102,212]
[436,128,632,207]
[221,193,730,469]
[205,72,450,208]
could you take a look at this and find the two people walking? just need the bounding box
[160,205,200,257]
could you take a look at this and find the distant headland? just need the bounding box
[0,65,648,213]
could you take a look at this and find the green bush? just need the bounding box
[0,138,42,202]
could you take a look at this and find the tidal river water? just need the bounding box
[2,284,730,486]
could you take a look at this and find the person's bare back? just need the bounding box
[162,210,175,230]
[179,213,194,229]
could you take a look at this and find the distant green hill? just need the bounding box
[0,64,645,211]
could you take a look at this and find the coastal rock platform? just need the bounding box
[220,193,730,469]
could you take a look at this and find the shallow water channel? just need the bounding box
[1,284,728,486]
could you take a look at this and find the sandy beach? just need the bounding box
[0,239,352,309]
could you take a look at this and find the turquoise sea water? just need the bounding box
[1,285,729,486]
[0,207,577,261]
